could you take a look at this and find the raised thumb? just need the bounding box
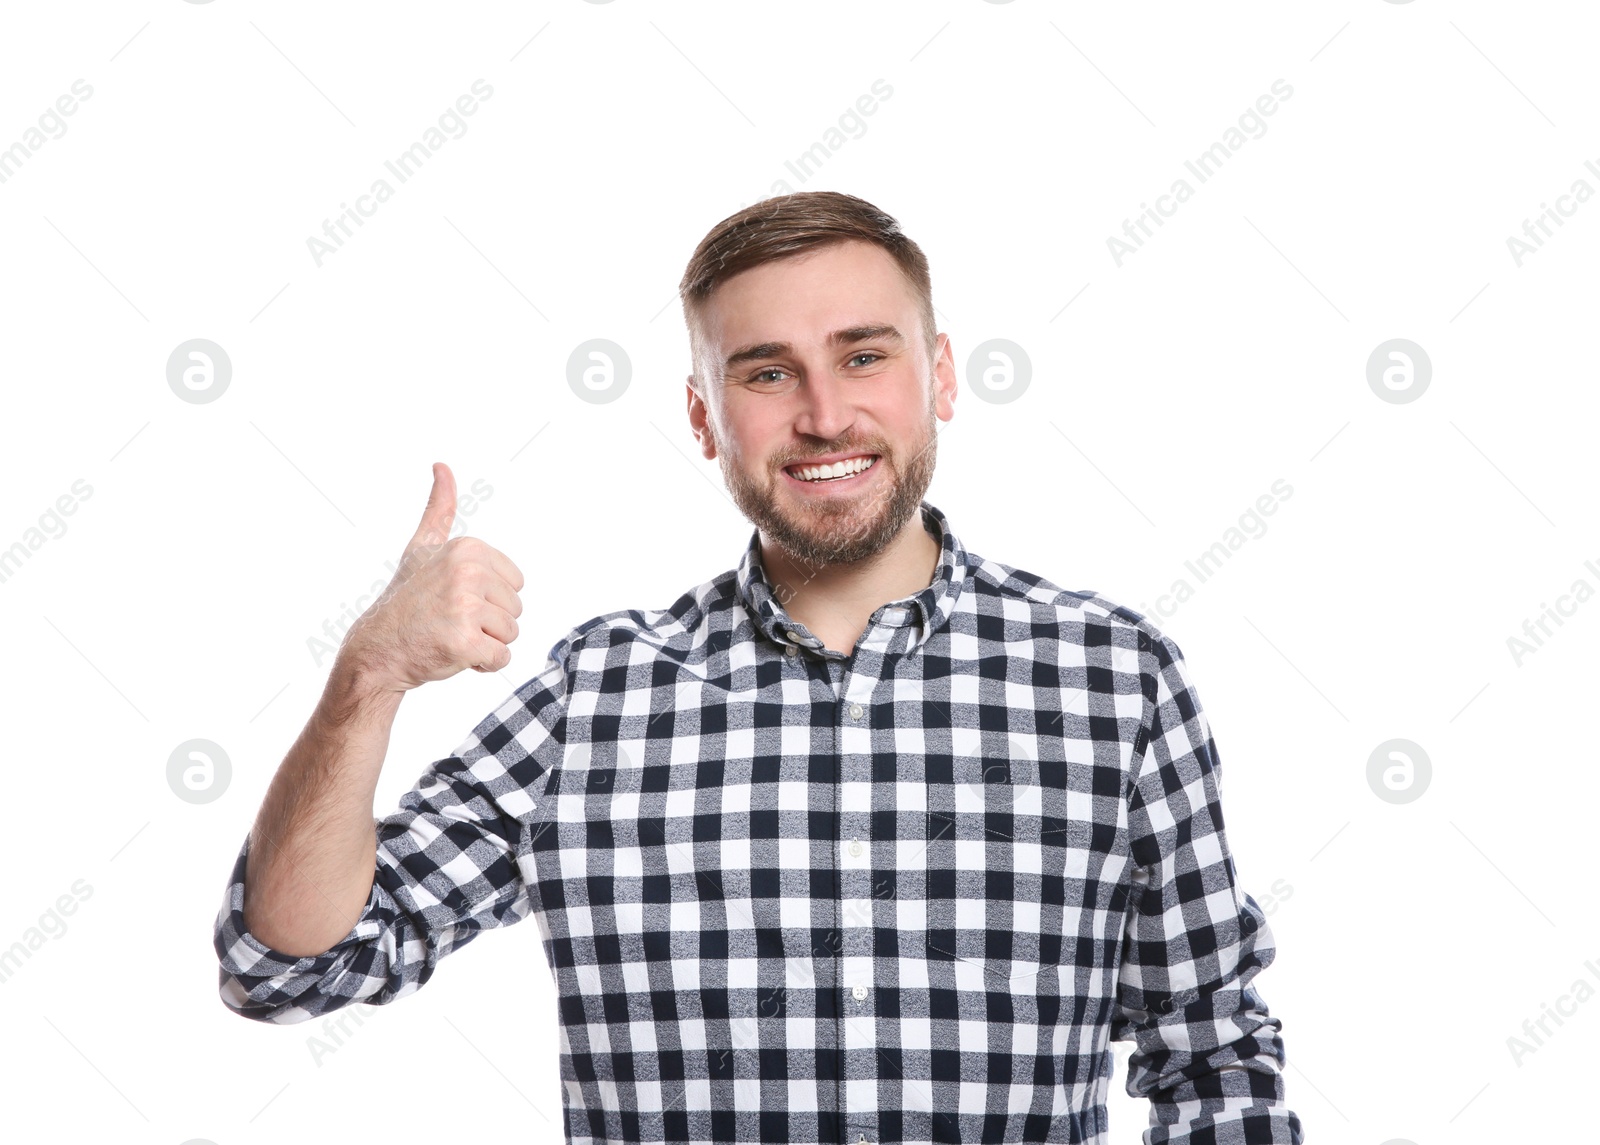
[409,461,457,550]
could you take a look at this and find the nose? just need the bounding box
[791,369,857,443]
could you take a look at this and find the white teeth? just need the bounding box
[792,455,876,482]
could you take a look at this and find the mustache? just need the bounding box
[777,444,887,467]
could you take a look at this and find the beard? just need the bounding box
[711,391,939,569]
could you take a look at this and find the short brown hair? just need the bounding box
[679,191,937,388]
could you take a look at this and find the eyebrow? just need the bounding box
[722,324,905,371]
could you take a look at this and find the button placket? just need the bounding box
[837,660,879,1132]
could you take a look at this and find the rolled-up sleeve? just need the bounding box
[214,644,571,1024]
[1113,632,1303,1144]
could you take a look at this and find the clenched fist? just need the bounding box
[340,462,525,692]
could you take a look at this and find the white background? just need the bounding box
[1,2,1594,1142]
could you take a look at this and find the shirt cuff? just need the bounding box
[211,831,385,1023]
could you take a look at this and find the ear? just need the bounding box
[686,375,718,459]
[931,332,957,422]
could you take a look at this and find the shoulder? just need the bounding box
[961,548,1185,666]
[541,566,738,669]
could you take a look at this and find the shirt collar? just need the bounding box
[735,500,967,655]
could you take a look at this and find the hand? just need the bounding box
[339,462,525,691]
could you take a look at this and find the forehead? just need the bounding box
[699,239,916,350]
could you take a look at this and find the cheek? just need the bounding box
[883,400,932,444]
[719,411,783,465]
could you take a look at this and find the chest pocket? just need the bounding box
[923,734,1073,984]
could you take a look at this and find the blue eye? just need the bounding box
[735,354,882,393]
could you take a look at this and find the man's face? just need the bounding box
[686,239,958,569]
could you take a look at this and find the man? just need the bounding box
[215,191,1302,1144]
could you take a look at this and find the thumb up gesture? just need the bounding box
[340,463,525,692]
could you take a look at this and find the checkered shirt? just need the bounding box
[215,501,1302,1144]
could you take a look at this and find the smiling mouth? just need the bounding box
[784,454,879,483]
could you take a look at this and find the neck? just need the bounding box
[761,509,939,652]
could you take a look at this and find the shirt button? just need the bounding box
[848,838,863,858]
[784,644,797,658]
[848,702,863,720]
[851,984,868,1001]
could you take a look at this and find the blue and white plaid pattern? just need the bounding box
[215,501,1302,1144]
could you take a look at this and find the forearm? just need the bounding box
[1120,633,1303,1143]
[1131,1007,1300,1144]
[242,649,404,956]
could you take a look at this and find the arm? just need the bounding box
[214,645,570,1023]
[1112,631,1303,1145]
[238,462,524,958]
[214,461,544,1021]
[240,651,402,957]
